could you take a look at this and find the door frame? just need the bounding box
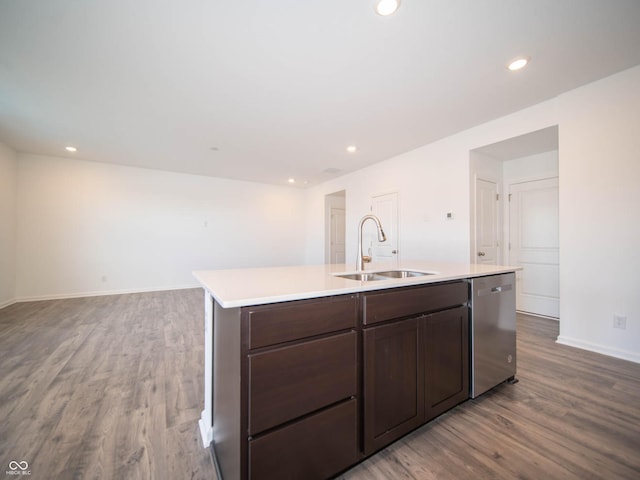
[329,206,346,264]
[370,191,399,265]
[324,190,346,264]
[471,173,503,265]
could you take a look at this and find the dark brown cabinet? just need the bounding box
[424,306,469,421]
[249,399,358,480]
[248,331,357,435]
[242,295,359,480]
[362,280,468,325]
[362,282,469,455]
[247,294,358,349]
[363,317,424,454]
[211,281,473,479]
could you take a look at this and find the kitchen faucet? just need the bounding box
[357,214,387,271]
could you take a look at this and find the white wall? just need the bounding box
[305,137,477,268]
[0,142,18,307]
[305,65,640,363]
[15,154,307,300]
[556,66,640,361]
[304,99,559,268]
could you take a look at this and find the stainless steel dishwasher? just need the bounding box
[469,273,517,398]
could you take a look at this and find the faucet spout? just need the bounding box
[357,214,387,271]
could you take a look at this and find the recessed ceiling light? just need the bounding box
[346,145,357,153]
[375,0,400,16]
[288,178,295,184]
[65,146,77,152]
[507,56,530,71]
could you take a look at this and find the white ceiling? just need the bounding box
[1,1,639,187]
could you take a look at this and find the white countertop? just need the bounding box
[193,261,521,308]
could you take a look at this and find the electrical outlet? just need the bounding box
[613,315,627,330]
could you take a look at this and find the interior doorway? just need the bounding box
[508,177,559,318]
[470,126,559,319]
[473,178,499,265]
[370,192,399,264]
[325,190,346,264]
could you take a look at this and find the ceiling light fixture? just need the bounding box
[507,56,530,71]
[346,145,357,153]
[288,178,295,184]
[65,146,77,152]
[375,0,400,16]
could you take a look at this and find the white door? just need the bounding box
[330,207,346,264]
[474,178,499,264]
[370,192,398,264]
[509,177,559,318]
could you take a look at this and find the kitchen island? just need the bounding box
[194,261,519,480]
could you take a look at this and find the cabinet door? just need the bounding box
[424,306,469,421]
[363,318,424,455]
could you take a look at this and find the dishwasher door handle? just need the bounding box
[477,283,513,297]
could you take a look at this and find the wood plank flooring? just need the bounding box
[0,290,215,480]
[340,313,640,480]
[1,291,639,479]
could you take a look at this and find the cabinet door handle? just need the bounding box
[477,251,486,257]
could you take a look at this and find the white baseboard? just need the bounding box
[556,335,640,364]
[0,298,17,310]
[518,310,559,321]
[14,283,201,303]
[199,412,213,448]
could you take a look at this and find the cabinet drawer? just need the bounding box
[249,399,358,480]
[248,331,357,435]
[246,295,357,349]
[363,281,468,325]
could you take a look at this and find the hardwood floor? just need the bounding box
[0,290,215,480]
[340,313,640,480]
[1,291,639,479]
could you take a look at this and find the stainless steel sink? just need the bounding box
[335,272,388,281]
[334,270,436,281]
[376,270,435,278]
